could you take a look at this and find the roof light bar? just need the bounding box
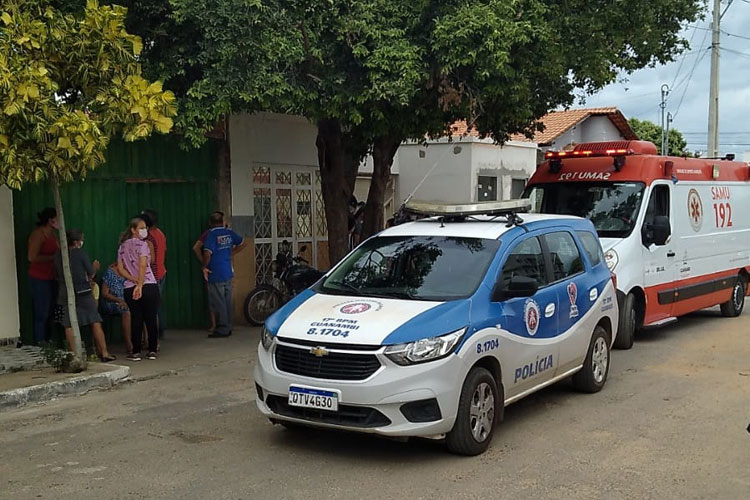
[545,148,632,159]
[403,199,531,217]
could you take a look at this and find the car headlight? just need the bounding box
[384,328,466,366]
[604,249,619,271]
[261,325,274,351]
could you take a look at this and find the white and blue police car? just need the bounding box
[254,200,618,455]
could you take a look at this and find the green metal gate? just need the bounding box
[13,135,219,344]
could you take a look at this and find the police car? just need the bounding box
[254,200,618,455]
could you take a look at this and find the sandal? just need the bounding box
[100,354,117,362]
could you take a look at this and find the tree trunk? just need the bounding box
[361,135,402,239]
[52,175,87,371]
[316,119,352,265]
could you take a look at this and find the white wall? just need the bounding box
[546,116,625,150]
[396,140,474,205]
[229,112,320,218]
[0,187,20,340]
[471,141,539,200]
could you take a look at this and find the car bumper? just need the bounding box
[253,340,466,437]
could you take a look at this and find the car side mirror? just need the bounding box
[492,275,539,302]
[643,215,671,246]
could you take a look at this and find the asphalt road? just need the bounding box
[1,308,748,500]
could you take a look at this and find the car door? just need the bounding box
[641,183,677,323]
[497,235,560,399]
[541,230,592,374]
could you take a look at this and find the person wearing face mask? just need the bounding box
[28,207,60,344]
[54,229,115,361]
[117,217,160,361]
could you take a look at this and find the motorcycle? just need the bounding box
[244,244,324,326]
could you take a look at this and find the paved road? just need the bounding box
[1,309,748,500]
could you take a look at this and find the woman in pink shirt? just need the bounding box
[117,218,161,361]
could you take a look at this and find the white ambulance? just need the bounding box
[254,201,618,455]
[525,140,750,349]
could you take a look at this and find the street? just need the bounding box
[1,308,748,500]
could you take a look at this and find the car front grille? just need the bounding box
[274,344,381,381]
[266,395,391,428]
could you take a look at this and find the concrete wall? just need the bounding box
[471,140,539,200]
[396,140,474,205]
[0,187,20,341]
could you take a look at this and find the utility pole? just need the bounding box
[665,112,673,156]
[707,0,721,157]
[660,84,669,155]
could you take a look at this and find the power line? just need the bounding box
[670,26,699,90]
[722,30,750,41]
[672,26,710,120]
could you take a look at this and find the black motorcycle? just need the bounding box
[244,244,324,326]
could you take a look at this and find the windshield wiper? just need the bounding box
[324,280,362,295]
[370,290,416,300]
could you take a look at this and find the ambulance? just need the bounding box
[524,140,750,349]
[254,200,618,455]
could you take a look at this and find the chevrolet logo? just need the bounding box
[310,346,329,357]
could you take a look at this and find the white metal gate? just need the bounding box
[252,165,328,284]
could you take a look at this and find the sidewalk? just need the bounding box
[0,327,260,410]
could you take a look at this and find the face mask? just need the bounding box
[79,241,84,248]
[138,228,148,239]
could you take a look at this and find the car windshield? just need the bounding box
[525,182,645,238]
[317,235,500,301]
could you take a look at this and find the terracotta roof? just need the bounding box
[449,107,637,145]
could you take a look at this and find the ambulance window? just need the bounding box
[543,232,584,281]
[644,185,670,225]
[500,237,548,288]
[576,231,604,267]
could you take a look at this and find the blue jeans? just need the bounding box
[207,280,233,336]
[30,277,56,344]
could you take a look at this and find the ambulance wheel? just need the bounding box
[720,276,746,317]
[572,326,610,393]
[613,293,636,350]
[446,367,499,456]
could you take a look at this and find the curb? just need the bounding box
[0,364,131,411]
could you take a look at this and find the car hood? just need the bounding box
[273,292,444,346]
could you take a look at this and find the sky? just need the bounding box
[580,1,750,157]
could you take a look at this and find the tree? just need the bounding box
[629,118,689,156]
[0,0,176,369]
[128,0,701,264]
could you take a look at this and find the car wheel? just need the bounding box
[244,285,283,325]
[446,367,500,456]
[613,293,636,350]
[720,276,746,318]
[572,325,610,393]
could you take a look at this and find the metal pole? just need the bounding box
[665,112,673,156]
[708,0,721,157]
[660,84,669,154]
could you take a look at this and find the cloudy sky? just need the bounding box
[580,1,750,157]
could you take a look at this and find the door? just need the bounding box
[641,183,677,323]
[541,230,590,373]
[497,236,560,398]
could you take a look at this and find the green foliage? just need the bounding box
[630,118,688,156]
[0,0,177,189]
[163,0,702,145]
[40,343,77,373]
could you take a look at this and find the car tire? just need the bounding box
[720,276,746,318]
[613,293,637,350]
[572,325,610,393]
[446,367,500,456]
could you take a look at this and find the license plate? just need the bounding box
[288,386,338,412]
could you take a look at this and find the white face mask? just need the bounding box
[138,228,148,239]
[79,241,84,248]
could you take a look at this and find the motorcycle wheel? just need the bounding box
[244,285,284,326]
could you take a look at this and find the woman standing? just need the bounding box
[54,229,115,361]
[117,218,160,361]
[28,208,59,344]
